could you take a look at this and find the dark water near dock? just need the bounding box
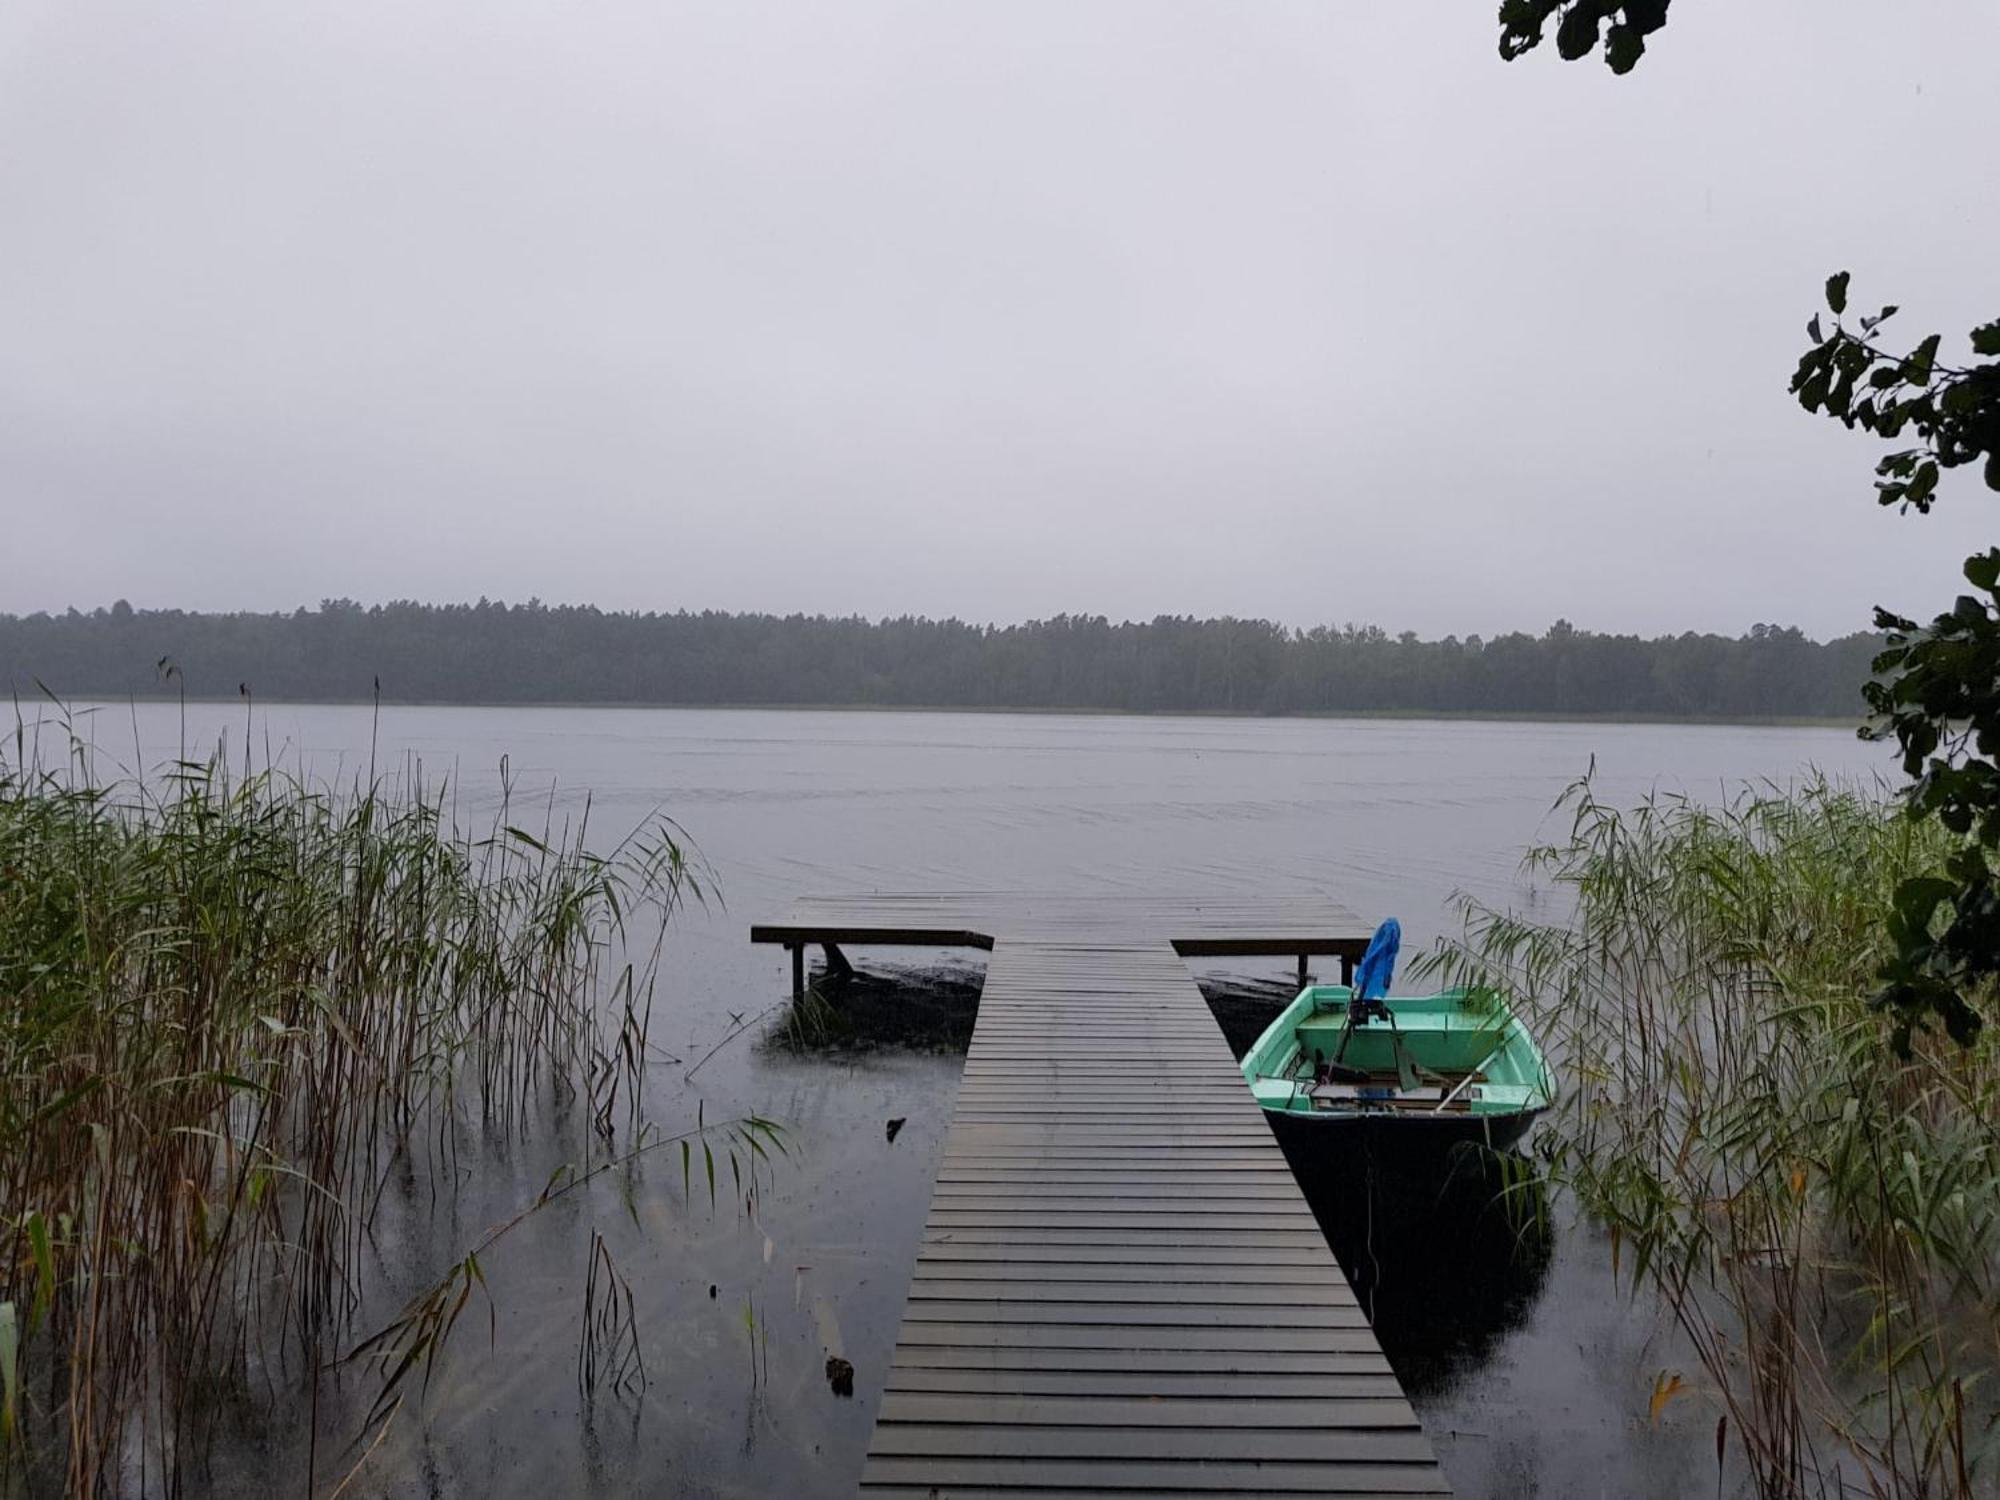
[57,705,1887,1498]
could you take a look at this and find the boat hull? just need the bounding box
[1239,983,1555,1168]
[1258,1099,1543,1158]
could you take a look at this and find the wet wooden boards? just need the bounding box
[752,901,1448,1496]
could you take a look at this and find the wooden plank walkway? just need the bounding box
[754,896,1448,1496]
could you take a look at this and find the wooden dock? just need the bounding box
[754,894,1450,1496]
[751,891,1374,1000]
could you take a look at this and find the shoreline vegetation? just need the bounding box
[1428,778,1999,1496]
[2,686,1986,1496]
[0,712,733,1496]
[4,600,1879,723]
[18,696,1863,730]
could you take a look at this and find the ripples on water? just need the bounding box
[55,704,1884,1499]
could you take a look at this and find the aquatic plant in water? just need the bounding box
[1427,775,1999,1498]
[0,708,710,1495]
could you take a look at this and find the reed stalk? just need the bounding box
[0,707,703,1496]
[1426,774,1999,1498]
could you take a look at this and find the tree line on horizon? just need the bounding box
[0,599,1881,720]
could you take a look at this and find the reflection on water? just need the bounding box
[780,965,1559,1438]
[766,957,985,1054]
[63,702,1860,1498]
[1201,974,1711,1500]
[1200,975,1554,1398]
[1285,1141,1554,1399]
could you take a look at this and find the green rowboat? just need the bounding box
[1241,984,1554,1152]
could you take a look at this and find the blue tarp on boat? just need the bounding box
[1353,918,1400,1001]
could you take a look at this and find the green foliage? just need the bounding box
[1497,0,1671,74]
[1795,272,2000,1047]
[1495,0,2000,1050]
[0,602,1885,720]
[1792,274,2000,513]
[0,716,701,1491]
[1429,778,1999,1496]
[1863,552,2000,1049]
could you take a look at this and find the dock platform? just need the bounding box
[754,894,1450,1496]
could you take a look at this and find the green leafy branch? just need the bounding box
[1497,0,1671,75]
[1498,0,2000,1050]
[1792,274,2000,1049]
[1794,272,2000,512]
[1863,553,2000,1050]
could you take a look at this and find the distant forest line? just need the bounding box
[1,600,1882,721]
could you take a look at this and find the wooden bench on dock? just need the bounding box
[752,891,1371,1002]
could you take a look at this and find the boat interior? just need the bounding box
[1246,987,1546,1116]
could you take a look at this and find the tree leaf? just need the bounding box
[1649,1369,1687,1425]
[1605,24,1643,74]
[1904,333,1941,384]
[1826,271,1850,315]
[1624,0,1670,36]
[1905,460,1939,508]
[1556,5,1599,59]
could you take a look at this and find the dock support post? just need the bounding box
[1297,953,1310,990]
[790,943,805,1003]
[1339,951,1355,985]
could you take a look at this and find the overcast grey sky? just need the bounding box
[1,2,1994,639]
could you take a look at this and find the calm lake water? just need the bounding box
[52,704,1892,1499]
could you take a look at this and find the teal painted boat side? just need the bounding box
[1240,984,1555,1129]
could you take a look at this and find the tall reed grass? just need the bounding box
[0,710,702,1496]
[1427,776,1999,1498]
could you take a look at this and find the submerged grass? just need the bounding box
[766,959,983,1054]
[1426,774,2000,1498]
[0,707,707,1496]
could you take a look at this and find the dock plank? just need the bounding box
[795,919,1451,1497]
